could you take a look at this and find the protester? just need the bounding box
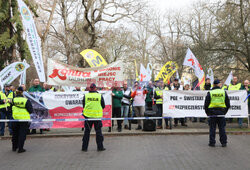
[28,79,44,134]
[28,79,45,92]
[131,81,147,130]
[240,80,250,125]
[121,81,131,129]
[184,84,191,91]
[0,84,14,136]
[204,79,230,147]
[43,83,54,92]
[228,76,242,90]
[145,81,154,110]
[170,78,183,90]
[111,82,123,132]
[82,83,106,152]
[228,76,241,124]
[11,86,33,153]
[204,78,212,90]
[200,78,213,123]
[154,79,170,129]
[170,78,187,127]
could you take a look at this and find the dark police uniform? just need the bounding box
[82,91,105,151]
[11,94,33,153]
[204,86,230,147]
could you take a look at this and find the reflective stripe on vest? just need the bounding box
[155,87,169,104]
[208,89,226,108]
[12,97,30,120]
[83,93,103,118]
[228,83,241,90]
[6,92,14,107]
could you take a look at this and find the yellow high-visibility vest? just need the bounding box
[12,97,30,120]
[208,89,226,108]
[155,87,169,104]
[83,93,103,118]
[0,91,14,109]
[228,83,241,90]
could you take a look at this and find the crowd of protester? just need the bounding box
[0,76,249,136]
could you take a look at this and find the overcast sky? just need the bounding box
[149,0,197,11]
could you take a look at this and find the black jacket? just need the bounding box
[204,83,211,90]
[82,91,105,109]
[12,94,34,114]
[204,86,230,116]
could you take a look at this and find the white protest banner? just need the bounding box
[0,62,30,88]
[163,90,248,118]
[224,71,233,86]
[42,91,112,128]
[19,59,27,85]
[17,0,45,82]
[183,48,205,89]
[47,58,124,87]
[140,64,151,82]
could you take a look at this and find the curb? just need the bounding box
[1,131,250,140]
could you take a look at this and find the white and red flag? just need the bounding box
[183,48,205,89]
[140,64,151,82]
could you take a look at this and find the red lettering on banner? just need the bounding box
[49,69,67,80]
[49,68,91,80]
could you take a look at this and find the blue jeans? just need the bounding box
[238,118,243,127]
[156,104,168,127]
[0,109,13,135]
[121,105,129,126]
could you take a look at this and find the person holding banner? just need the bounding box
[131,81,148,130]
[121,81,131,130]
[0,84,15,136]
[240,80,250,120]
[11,86,33,153]
[228,76,242,125]
[204,80,230,147]
[154,80,169,129]
[82,83,106,152]
[112,82,123,132]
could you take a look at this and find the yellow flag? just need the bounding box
[155,61,179,84]
[134,59,139,81]
[80,49,108,67]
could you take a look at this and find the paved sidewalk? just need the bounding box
[0,135,250,170]
[0,122,249,139]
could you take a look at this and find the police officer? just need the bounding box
[11,86,33,153]
[82,83,106,152]
[0,84,15,136]
[204,79,230,147]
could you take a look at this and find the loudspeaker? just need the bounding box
[143,110,156,131]
[143,119,156,131]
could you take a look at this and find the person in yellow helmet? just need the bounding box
[11,86,33,153]
[204,80,230,147]
[82,83,106,152]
